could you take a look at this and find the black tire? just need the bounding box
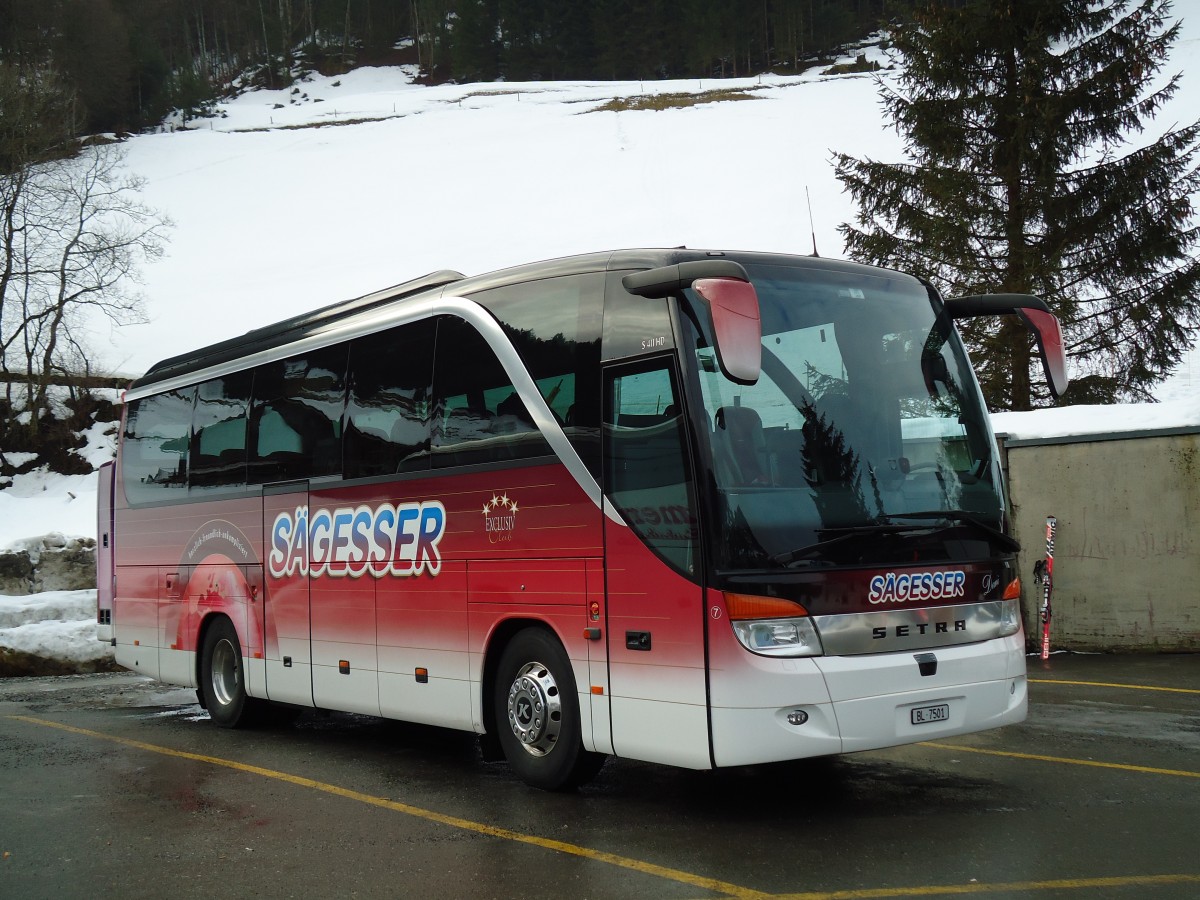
[493,628,606,791]
[199,616,261,728]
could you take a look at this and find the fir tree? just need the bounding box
[834,0,1200,410]
[453,0,501,82]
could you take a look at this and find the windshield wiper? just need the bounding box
[772,524,936,567]
[876,510,1021,553]
[771,510,1018,568]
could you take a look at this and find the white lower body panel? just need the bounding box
[611,696,711,769]
[710,634,1026,768]
[827,670,1026,752]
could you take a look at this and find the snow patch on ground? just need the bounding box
[0,589,114,668]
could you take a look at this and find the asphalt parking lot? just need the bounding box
[1,652,1196,899]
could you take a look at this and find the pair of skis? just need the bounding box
[1031,515,1056,660]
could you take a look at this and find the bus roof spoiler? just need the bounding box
[945,293,1070,400]
[622,261,761,385]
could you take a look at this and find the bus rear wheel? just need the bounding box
[200,617,261,728]
[493,629,605,791]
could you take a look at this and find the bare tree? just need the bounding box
[1,64,171,442]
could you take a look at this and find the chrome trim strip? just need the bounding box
[124,296,620,523]
[813,599,1018,656]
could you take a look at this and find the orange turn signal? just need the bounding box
[1003,578,1021,600]
[724,592,809,621]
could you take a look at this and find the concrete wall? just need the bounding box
[1000,427,1200,652]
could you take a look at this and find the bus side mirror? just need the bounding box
[692,277,761,385]
[944,293,1070,400]
[1014,306,1068,400]
[622,260,762,385]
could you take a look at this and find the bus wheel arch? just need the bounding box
[197,614,262,728]
[480,618,537,753]
[488,624,605,790]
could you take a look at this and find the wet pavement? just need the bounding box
[0,652,1197,899]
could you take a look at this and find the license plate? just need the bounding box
[911,703,950,725]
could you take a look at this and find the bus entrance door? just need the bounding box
[262,481,316,707]
[603,361,711,769]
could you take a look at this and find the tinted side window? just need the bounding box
[190,372,252,493]
[345,320,435,478]
[249,346,347,484]
[604,361,698,575]
[469,273,604,476]
[121,388,193,505]
[432,316,551,468]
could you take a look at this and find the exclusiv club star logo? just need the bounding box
[482,493,519,543]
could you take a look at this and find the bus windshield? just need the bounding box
[683,263,1005,571]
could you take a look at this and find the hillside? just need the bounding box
[79,16,1197,404]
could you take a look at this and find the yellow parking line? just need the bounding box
[8,715,770,900]
[1029,678,1200,695]
[774,872,1200,899]
[923,742,1200,779]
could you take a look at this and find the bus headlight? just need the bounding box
[732,617,823,656]
[999,596,1021,637]
[725,592,824,658]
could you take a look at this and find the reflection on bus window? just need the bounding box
[683,264,1002,569]
[432,317,551,468]
[470,273,603,477]
[249,345,347,483]
[190,372,252,492]
[344,320,435,478]
[122,388,193,504]
[604,362,697,576]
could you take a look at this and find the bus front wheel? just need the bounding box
[493,629,604,790]
[200,617,260,728]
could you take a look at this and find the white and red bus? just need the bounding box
[96,250,1068,789]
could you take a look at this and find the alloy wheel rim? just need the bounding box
[211,637,239,707]
[506,661,562,757]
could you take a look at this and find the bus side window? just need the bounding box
[431,317,551,469]
[121,388,194,504]
[469,273,604,478]
[603,361,698,576]
[248,345,347,484]
[344,320,435,478]
[190,371,253,493]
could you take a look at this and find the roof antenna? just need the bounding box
[806,186,820,257]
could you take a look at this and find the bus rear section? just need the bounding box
[96,461,115,646]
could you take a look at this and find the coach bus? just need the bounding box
[95,249,1068,789]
